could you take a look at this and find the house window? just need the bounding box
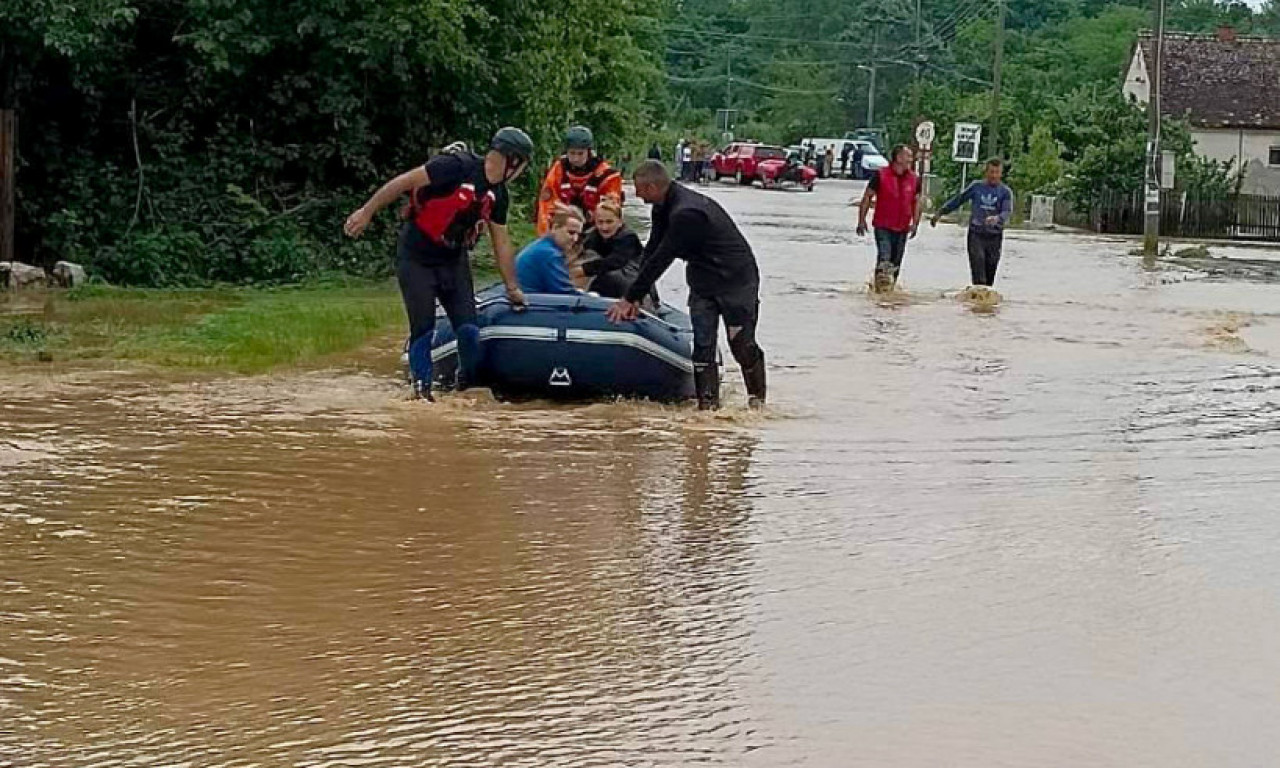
[1271,147,1280,167]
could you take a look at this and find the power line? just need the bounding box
[663,24,917,55]
[735,77,841,96]
[923,60,993,86]
[665,72,839,97]
[932,0,987,37]
[934,0,986,35]
[935,0,998,41]
[667,49,853,68]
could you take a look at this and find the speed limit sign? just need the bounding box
[915,120,936,150]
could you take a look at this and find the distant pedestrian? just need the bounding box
[840,143,852,178]
[931,158,1014,287]
[675,139,686,179]
[824,146,835,179]
[689,141,706,183]
[681,142,693,180]
[856,145,922,292]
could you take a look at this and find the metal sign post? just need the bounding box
[952,122,982,164]
[953,122,982,194]
[915,120,936,199]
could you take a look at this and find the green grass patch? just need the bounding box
[0,280,405,373]
[472,219,537,278]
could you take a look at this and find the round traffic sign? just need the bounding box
[915,121,936,149]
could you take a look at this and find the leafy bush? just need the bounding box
[2,0,665,286]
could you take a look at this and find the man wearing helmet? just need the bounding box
[344,127,534,401]
[536,125,624,235]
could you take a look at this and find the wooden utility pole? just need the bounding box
[990,0,1006,159]
[0,109,15,265]
[912,0,923,119]
[1144,0,1167,257]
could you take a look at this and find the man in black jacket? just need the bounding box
[606,160,767,410]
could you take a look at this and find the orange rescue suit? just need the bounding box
[536,156,624,235]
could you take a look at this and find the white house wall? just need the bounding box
[1123,46,1150,104]
[1192,128,1280,195]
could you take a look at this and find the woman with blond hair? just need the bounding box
[575,198,657,306]
[515,204,585,295]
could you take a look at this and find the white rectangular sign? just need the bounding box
[952,122,982,164]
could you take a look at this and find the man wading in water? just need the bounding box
[931,157,1014,287]
[606,160,767,410]
[344,128,534,401]
[856,145,922,292]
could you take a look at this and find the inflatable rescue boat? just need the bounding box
[430,284,696,402]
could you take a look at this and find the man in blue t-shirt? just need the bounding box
[931,158,1014,287]
[516,206,585,295]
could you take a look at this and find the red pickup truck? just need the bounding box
[711,143,789,185]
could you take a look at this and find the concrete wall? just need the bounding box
[1192,129,1280,195]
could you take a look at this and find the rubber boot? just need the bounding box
[455,323,481,391]
[407,334,435,399]
[743,353,767,410]
[873,264,896,294]
[694,364,721,411]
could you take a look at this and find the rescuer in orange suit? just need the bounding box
[536,125,624,235]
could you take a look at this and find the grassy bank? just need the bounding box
[0,281,406,374]
[0,220,536,374]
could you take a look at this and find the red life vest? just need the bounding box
[556,157,622,215]
[410,155,498,250]
[871,166,920,233]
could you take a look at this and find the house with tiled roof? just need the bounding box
[1123,27,1280,195]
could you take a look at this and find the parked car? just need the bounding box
[711,143,789,185]
[757,154,818,191]
[799,137,890,179]
[843,129,885,151]
[848,140,889,180]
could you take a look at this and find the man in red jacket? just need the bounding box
[856,145,922,292]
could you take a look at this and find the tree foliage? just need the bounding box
[2,0,666,285]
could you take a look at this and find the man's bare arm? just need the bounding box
[344,167,429,237]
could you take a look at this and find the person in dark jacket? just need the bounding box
[606,160,766,410]
[573,199,657,306]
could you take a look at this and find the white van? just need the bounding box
[800,137,889,179]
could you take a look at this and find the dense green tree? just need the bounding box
[2,0,667,284]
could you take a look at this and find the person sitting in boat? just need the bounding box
[536,125,624,235]
[516,205,586,295]
[572,199,649,302]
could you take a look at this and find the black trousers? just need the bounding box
[689,283,766,406]
[589,269,660,309]
[397,226,478,386]
[967,229,1004,287]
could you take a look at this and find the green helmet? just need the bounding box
[565,125,595,151]
[490,127,533,162]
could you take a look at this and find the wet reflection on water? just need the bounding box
[4,181,1280,766]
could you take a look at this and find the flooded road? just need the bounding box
[4,179,1280,766]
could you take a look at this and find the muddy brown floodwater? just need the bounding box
[4,180,1280,767]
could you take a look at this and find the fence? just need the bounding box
[1055,189,1280,242]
